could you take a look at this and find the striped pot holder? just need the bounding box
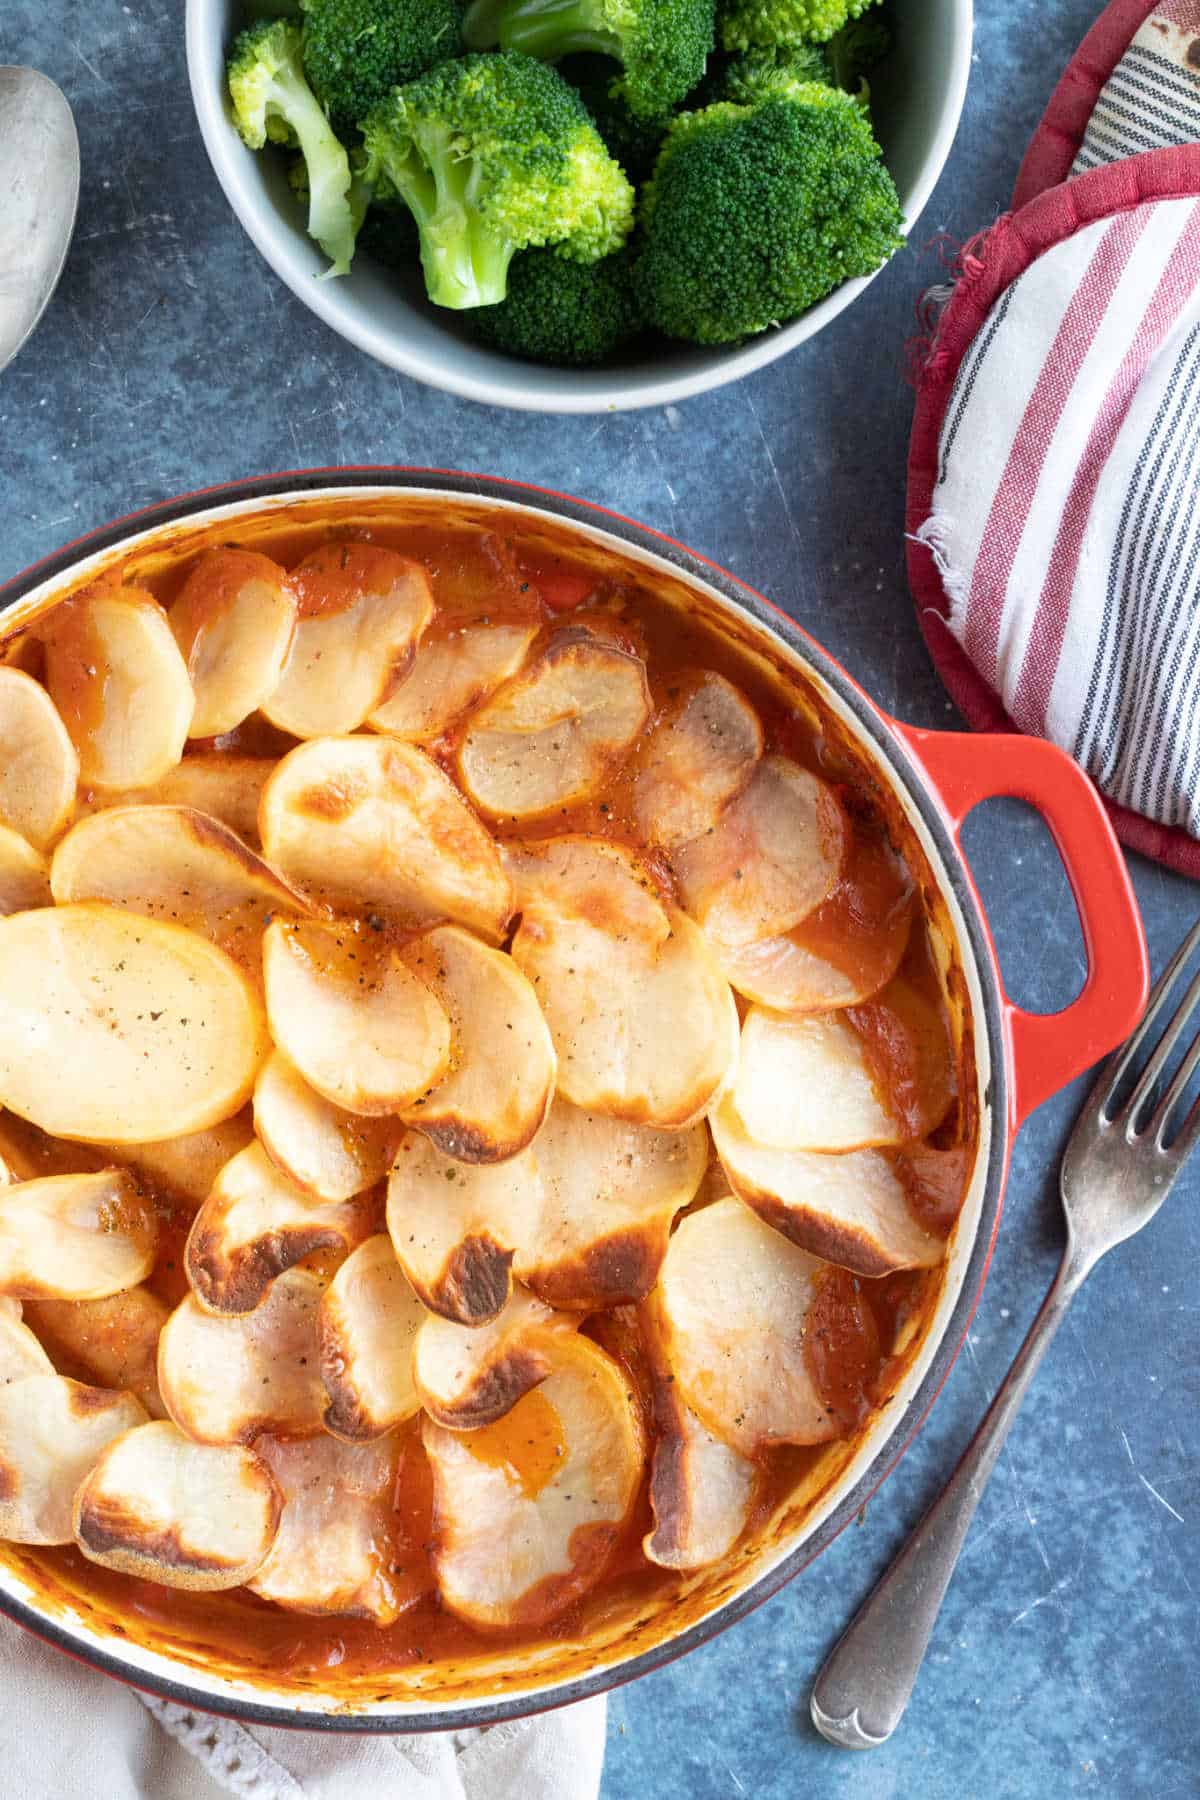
[908,0,1200,874]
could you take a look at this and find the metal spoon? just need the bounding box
[0,67,80,372]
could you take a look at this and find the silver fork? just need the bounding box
[810,918,1200,1750]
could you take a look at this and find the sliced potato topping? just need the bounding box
[424,1334,644,1629]
[262,544,433,738]
[318,1235,424,1440]
[159,1271,326,1444]
[0,1374,147,1543]
[399,925,555,1163]
[507,838,737,1127]
[263,919,451,1117]
[73,1419,280,1589]
[673,755,847,949]
[25,1287,170,1416]
[643,1315,759,1572]
[116,1113,256,1209]
[414,1286,576,1430]
[0,824,51,914]
[43,587,193,789]
[169,549,298,739]
[0,904,267,1143]
[0,666,78,848]
[633,671,763,849]
[255,1053,396,1204]
[386,1132,541,1324]
[83,755,275,848]
[185,1142,374,1315]
[369,621,538,741]
[0,1307,54,1386]
[249,1431,404,1623]
[458,630,651,821]
[260,735,513,940]
[656,1196,842,1456]
[0,1170,157,1300]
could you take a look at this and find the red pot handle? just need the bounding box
[890,724,1149,1131]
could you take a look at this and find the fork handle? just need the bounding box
[810,1267,1073,1749]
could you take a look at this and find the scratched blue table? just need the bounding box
[2,2,1196,1794]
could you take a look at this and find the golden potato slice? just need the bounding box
[319,1236,423,1440]
[643,1316,759,1572]
[260,735,513,941]
[424,1334,644,1628]
[43,586,194,789]
[185,1142,374,1315]
[0,1307,54,1386]
[255,1053,396,1204]
[159,1271,325,1444]
[115,1113,256,1209]
[73,1419,280,1588]
[0,667,78,847]
[0,904,267,1143]
[458,629,651,821]
[83,755,275,847]
[263,919,451,1117]
[399,925,555,1163]
[370,621,538,741]
[656,1197,841,1456]
[249,1431,403,1622]
[0,825,51,914]
[25,1287,169,1416]
[0,1170,157,1300]
[169,549,297,739]
[711,1100,945,1277]
[674,756,847,949]
[633,671,763,849]
[506,838,737,1127]
[414,1286,577,1430]
[261,544,432,738]
[386,1132,540,1324]
[0,1374,147,1543]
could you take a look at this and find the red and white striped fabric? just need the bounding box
[1072,0,1200,174]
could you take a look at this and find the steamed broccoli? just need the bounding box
[462,0,716,119]
[826,10,889,88]
[635,87,903,344]
[361,53,635,309]
[464,246,641,362]
[227,19,358,274]
[564,53,673,182]
[300,0,464,136]
[699,42,831,104]
[718,0,882,52]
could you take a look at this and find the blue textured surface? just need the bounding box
[1,3,1197,1795]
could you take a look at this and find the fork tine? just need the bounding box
[1150,1028,1200,1148]
[1164,1086,1200,1167]
[1121,962,1200,1133]
[1088,916,1200,1123]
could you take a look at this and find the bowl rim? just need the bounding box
[0,468,1008,1728]
[183,2,975,413]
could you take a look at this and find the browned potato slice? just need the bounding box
[255,1053,396,1203]
[185,1142,374,1315]
[386,1132,540,1324]
[261,545,432,738]
[643,1315,759,1572]
[318,1235,423,1440]
[263,919,451,1116]
[514,1098,707,1311]
[159,1271,325,1443]
[116,1112,256,1209]
[0,1170,157,1300]
[259,735,513,940]
[0,905,267,1143]
[83,755,275,847]
[414,1286,576,1430]
[656,1196,841,1456]
[249,1431,402,1622]
[633,671,763,849]
[0,1375,147,1543]
[73,1420,280,1588]
[507,838,737,1127]
[0,667,78,847]
[458,630,651,820]
[0,1308,54,1386]
[399,925,555,1162]
[711,1100,945,1277]
[25,1287,170,1415]
[674,756,848,949]
[370,621,538,741]
[0,825,51,913]
[43,586,194,789]
[169,549,298,739]
[424,1334,644,1628]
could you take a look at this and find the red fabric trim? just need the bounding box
[908,144,1200,880]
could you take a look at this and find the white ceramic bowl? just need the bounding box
[185,0,973,412]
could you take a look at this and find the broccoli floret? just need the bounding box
[718,0,882,51]
[462,0,715,119]
[699,42,831,104]
[464,246,641,362]
[826,11,889,88]
[300,0,464,137]
[563,53,672,183]
[635,88,903,344]
[361,53,634,309]
[227,19,358,274]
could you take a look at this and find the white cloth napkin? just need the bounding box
[0,1614,607,1800]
